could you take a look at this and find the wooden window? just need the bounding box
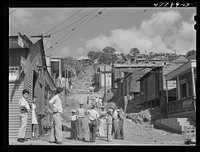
[9,66,20,81]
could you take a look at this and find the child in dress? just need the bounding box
[70,110,78,140]
[31,96,38,139]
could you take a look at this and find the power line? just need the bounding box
[46,8,100,52]
[47,10,103,55]
[50,8,99,36]
[52,9,97,46]
[42,7,85,35]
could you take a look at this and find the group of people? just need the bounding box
[69,102,124,143]
[17,87,124,144]
[17,89,39,142]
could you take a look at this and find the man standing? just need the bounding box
[87,104,100,142]
[17,89,31,142]
[76,101,87,141]
[112,107,118,139]
[49,87,64,144]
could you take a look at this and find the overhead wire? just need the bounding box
[46,8,101,53]
[42,7,85,35]
[46,9,103,56]
[50,8,99,36]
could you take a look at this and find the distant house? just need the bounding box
[9,34,56,139]
[50,57,66,88]
[96,65,112,91]
[149,56,169,65]
[165,60,196,124]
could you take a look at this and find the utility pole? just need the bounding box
[65,64,67,96]
[104,65,106,106]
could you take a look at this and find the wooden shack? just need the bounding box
[9,33,56,139]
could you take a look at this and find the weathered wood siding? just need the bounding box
[9,81,24,139]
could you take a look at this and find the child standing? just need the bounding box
[106,109,113,142]
[31,96,38,139]
[70,110,78,140]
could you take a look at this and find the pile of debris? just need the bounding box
[126,108,161,124]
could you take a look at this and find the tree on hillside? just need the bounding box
[130,48,140,56]
[100,46,118,65]
[186,50,196,60]
[63,56,76,68]
[120,53,128,62]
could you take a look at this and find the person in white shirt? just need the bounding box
[76,101,88,141]
[17,89,31,143]
[70,110,78,140]
[49,87,64,144]
[87,104,100,142]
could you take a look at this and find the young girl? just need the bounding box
[70,110,78,140]
[31,96,38,139]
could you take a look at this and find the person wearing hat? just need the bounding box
[17,89,31,143]
[106,109,113,142]
[87,104,100,142]
[98,106,107,138]
[70,110,78,140]
[49,87,64,144]
[76,101,87,141]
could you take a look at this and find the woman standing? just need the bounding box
[31,96,38,139]
[49,87,64,144]
[98,106,107,138]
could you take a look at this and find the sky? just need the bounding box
[9,7,196,58]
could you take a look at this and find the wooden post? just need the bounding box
[191,67,196,124]
[166,80,168,113]
[104,65,106,106]
[65,65,66,96]
[177,75,180,100]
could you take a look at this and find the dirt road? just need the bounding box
[9,90,188,146]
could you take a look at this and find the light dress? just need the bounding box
[32,103,38,124]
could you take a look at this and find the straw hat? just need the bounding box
[71,110,76,113]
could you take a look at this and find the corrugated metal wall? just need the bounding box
[9,81,24,139]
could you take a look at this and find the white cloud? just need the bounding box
[86,34,111,51]
[165,21,196,54]
[9,9,34,29]
[85,10,196,55]
[140,11,181,37]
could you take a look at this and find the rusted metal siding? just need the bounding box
[9,81,24,139]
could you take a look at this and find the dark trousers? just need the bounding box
[70,120,78,139]
[89,120,97,142]
[116,120,124,139]
[112,119,117,139]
